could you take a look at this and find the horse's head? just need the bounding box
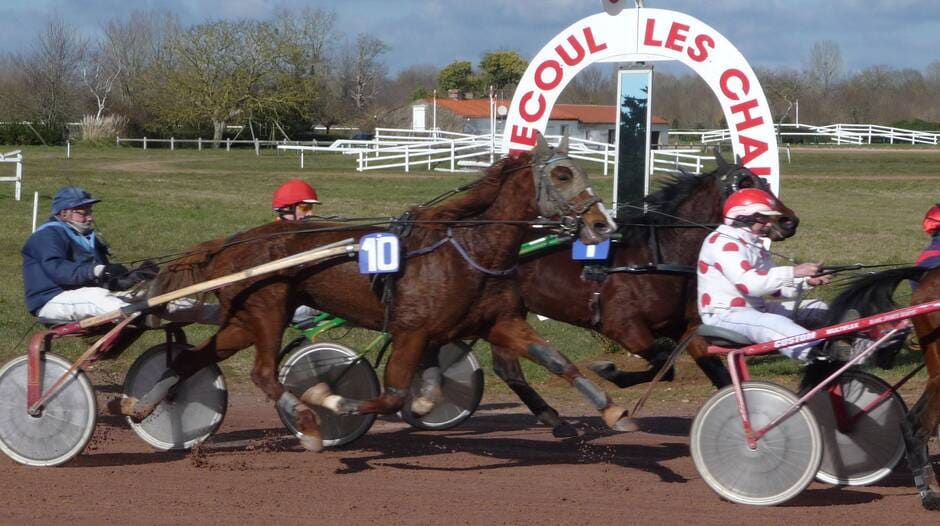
[530,133,617,244]
[713,149,799,240]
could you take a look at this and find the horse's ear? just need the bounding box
[713,147,729,168]
[533,131,551,162]
[735,154,743,165]
[557,131,569,155]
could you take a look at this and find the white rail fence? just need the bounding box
[278,128,711,177]
[115,136,321,154]
[0,150,23,200]
[671,123,940,146]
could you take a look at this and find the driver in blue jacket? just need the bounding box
[22,186,216,324]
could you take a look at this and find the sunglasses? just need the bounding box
[67,208,94,217]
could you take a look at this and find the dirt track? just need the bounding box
[2,382,938,525]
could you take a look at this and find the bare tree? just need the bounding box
[81,46,122,119]
[337,34,389,115]
[558,63,616,104]
[806,40,843,95]
[11,16,85,136]
[102,10,180,129]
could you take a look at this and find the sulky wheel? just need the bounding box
[123,343,227,450]
[0,353,97,467]
[278,342,379,447]
[805,369,907,486]
[690,381,822,506]
[401,341,484,430]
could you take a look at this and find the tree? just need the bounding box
[806,40,843,95]
[145,20,304,144]
[437,60,476,94]
[479,50,527,91]
[81,45,122,120]
[9,16,86,142]
[334,33,388,127]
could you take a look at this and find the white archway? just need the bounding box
[502,7,780,193]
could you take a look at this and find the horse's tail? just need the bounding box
[826,266,927,324]
[148,238,227,297]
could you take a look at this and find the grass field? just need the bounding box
[2,144,939,393]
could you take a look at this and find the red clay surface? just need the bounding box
[1,376,938,525]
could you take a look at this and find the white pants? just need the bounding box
[702,299,829,361]
[37,287,219,326]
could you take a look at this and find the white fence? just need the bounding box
[0,150,23,200]
[277,128,711,177]
[671,122,940,146]
[115,136,321,153]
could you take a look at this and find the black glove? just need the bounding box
[98,263,129,289]
[107,260,160,291]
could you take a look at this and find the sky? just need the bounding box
[0,0,938,76]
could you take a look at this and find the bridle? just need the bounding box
[531,154,603,234]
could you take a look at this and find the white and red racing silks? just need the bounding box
[696,224,810,316]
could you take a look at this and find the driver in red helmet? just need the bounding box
[272,179,322,323]
[696,188,833,361]
[273,179,320,222]
[916,204,940,270]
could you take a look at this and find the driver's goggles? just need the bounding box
[294,202,316,214]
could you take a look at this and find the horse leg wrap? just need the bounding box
[134,369,181,417]
[901,416,938,503]
[573,377,609,410]
[302,383,361,415]
[527,344,573,376]
[412,367,443,417]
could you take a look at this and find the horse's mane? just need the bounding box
[617,170,716,245]
[411,153,530,223]
[824,266,927,324]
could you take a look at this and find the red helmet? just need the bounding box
[723,188,782,225]
[922,204,940,235]
[272,179,320,210]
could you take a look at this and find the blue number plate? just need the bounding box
[358,233,400,274]
[571,239,611,261]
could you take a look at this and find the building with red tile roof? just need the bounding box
[412,97,671,145]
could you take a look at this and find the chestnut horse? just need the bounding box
[120,134,631,451]
[824,266,940,510]
[491,157,801,436]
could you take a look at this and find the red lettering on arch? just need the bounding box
[510,125,538,149]
[519,91,546,122]
[688,33,714,62]
[555,35,586,67]
[535,60,562,91]
[643,18,662,47]
[583,27,607,54]
[665,22,689,52]
[720,68,750,101]
[738,135,769,165]
[730,98,764,132]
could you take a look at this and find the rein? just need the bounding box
[406,227,516,277]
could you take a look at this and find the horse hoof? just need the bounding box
[923,492,940,511]
[108,397,139,418]
[299,434,324,453]
[612,417,639,433]
[588,361,616,378]
[552,421,580,438]
[410,396,435,417]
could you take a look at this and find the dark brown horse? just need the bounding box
[824,266,940,510]
[119,134,632,451]
[492,157,800,437]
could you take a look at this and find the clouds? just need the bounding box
[1,0,937,75]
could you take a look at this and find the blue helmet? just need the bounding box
[51,186,100,215]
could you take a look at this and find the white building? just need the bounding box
[413,98,671,146]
